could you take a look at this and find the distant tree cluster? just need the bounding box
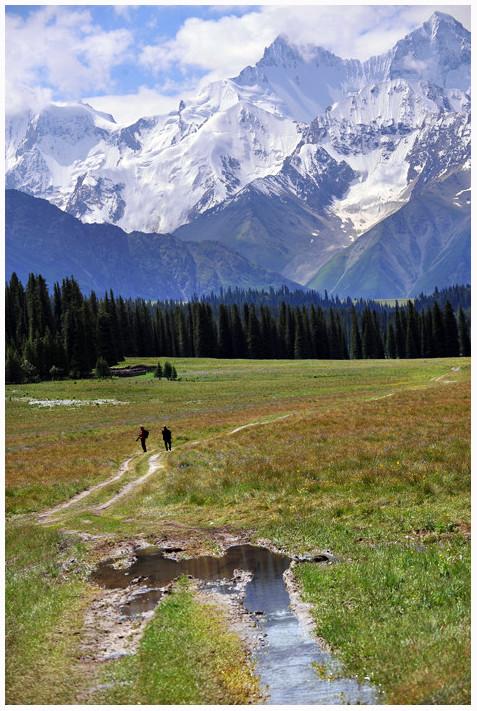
[154,361,178,380]
[5,273,471,383]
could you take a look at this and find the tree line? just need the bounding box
[202,284,471,313]
[5,273,471,383]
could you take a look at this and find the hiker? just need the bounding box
[136,426,149,452]
[162,425,172,451]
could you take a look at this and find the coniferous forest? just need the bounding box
[5,273,471,383]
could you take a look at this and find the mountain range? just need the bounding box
[6,189,297,299]
[5,11,471,298]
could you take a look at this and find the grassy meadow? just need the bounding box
[6,357,470,704]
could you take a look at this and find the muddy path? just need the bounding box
[36,372,460,702]
[81,537,377,704]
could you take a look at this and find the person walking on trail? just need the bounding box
[136,426,149,453]
[162,425,172,451]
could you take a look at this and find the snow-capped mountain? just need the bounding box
[6,11,471,297]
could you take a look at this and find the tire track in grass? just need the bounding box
[93,453,164,512]
[37,456,136,524]
[37,371,459,522]
[91,415,293,512]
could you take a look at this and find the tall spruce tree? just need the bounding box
[350,306,362,359]
[218,304,233,357]
[405,301,419,358]
[294,309,305,359]
[431,302,446,357]
[247,305,262,358]
[230,304,246,357]
[394,303,405,358]
[457,308,471,356]
[96,310,116,366]
[385,322,397,359]
[443,301,460,357]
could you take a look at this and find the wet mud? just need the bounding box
[93,543,377,704]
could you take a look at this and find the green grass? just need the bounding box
[5,522,94,704]
[94,579,261,704]
[5,357,471,704]
[297,539,470,704]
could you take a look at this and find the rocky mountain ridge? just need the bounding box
[5,11,471,297]
[6,190,298,299]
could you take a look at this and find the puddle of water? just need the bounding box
[92,544,377,704]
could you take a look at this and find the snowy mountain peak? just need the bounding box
[5,11,471,268]
[426,11,469,36]
[260,34,302,67]
[388,11,470,89]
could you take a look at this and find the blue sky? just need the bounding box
[5,3,471,124]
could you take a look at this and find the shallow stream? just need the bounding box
[93,544,377,704]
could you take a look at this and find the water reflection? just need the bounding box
[92,544,377,704]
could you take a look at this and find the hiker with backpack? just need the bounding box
[136,426,149,452]
[162,425,172,451]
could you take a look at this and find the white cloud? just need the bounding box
[140,4,471,86]
[113,5,138,21]
[5,6,133,115]
[85,86,187,126]
[6,3,471,124]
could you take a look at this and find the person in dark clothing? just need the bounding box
[136,426,148,452]
[162,425,172,451]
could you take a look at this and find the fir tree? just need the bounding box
[443,301,459,357]
[230,304,246,357]
[95,357,110,378]
[431,302,446,357]
[385,322,396,359]
[350,306,362,359]
[394,303,405,358]
[405,301,419,358]
[294,309,305,359]
[218,304,233,357]
[247,305,262,358]
[96,310,116,366]
[5,347,24,384]
[457,308,471,356]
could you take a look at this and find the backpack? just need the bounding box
[143,429,149,439]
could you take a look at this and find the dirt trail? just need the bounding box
[94,453,164,512]
[95,415,294,512]
[366,393,394,402]
[430,372,458,384]
[365,368,461,404]
[37,413,293,524]
[38,456,135,524]
[37,370,458,523]
[229,413,291,435]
